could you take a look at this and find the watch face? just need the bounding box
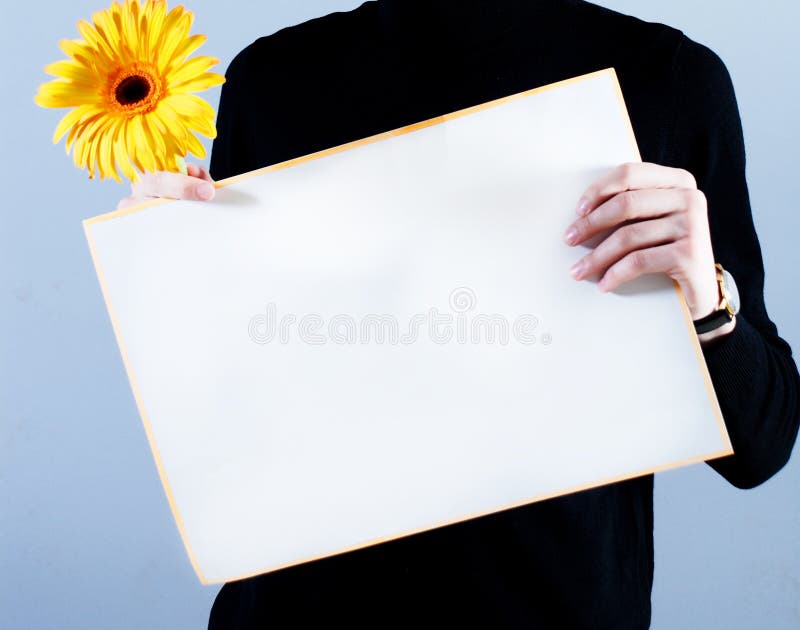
[721,269,740,315]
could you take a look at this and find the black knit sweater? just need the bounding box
[207,1,799,627]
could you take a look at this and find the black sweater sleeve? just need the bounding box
[674,35,800,489]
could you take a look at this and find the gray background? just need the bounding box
[1,1,797,628]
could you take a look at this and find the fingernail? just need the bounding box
[563,226,577,245]
[197,183,215,200]
[576,197,590,216]
[570,260,584,279]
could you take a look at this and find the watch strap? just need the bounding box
[693,308,733,334]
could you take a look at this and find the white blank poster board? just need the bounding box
[84,68,732,584]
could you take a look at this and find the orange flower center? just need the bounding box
[107,63,163,115]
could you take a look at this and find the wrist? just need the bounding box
[698,315,737,346]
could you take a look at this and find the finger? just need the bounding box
[597,242,678,292]
[576,162,697,216]
[133,170,215,201]
[186,163,215,183]
[116,194,170,211]
[570,216,685,281]
[564,187,702,246]
[117,196,139,211]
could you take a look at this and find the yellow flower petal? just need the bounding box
[115,120,138,180]
[123,115,145,173]
[92,10,125,65]
[158,101,206,159]
[86,121,105,178]
[141,113,166,164]
[58,39,94,67]
[183,128,206,159]
[82,114,112,148]
[162,95,216,139]
[168,93,216,120]
[100,118,122,181]
[156,11,192,74]
[65,113,99,152]
[168,56,219,86]
[169,71,225,96]
[144,0,167,60]
[162,33,206,73]
[52,104,100,143]
[35,80,96,108]
[77,19,117,67]
[121,0,141,59]
[132,114,159,172]
[44,60,97,87]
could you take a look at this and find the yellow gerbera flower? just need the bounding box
[34,0,225,182]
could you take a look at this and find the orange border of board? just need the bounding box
[83,67,733,585]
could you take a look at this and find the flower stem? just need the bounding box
[176,155,188,176]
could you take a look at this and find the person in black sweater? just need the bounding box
[119,1,800,627]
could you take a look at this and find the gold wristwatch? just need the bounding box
[692,263,740,334]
